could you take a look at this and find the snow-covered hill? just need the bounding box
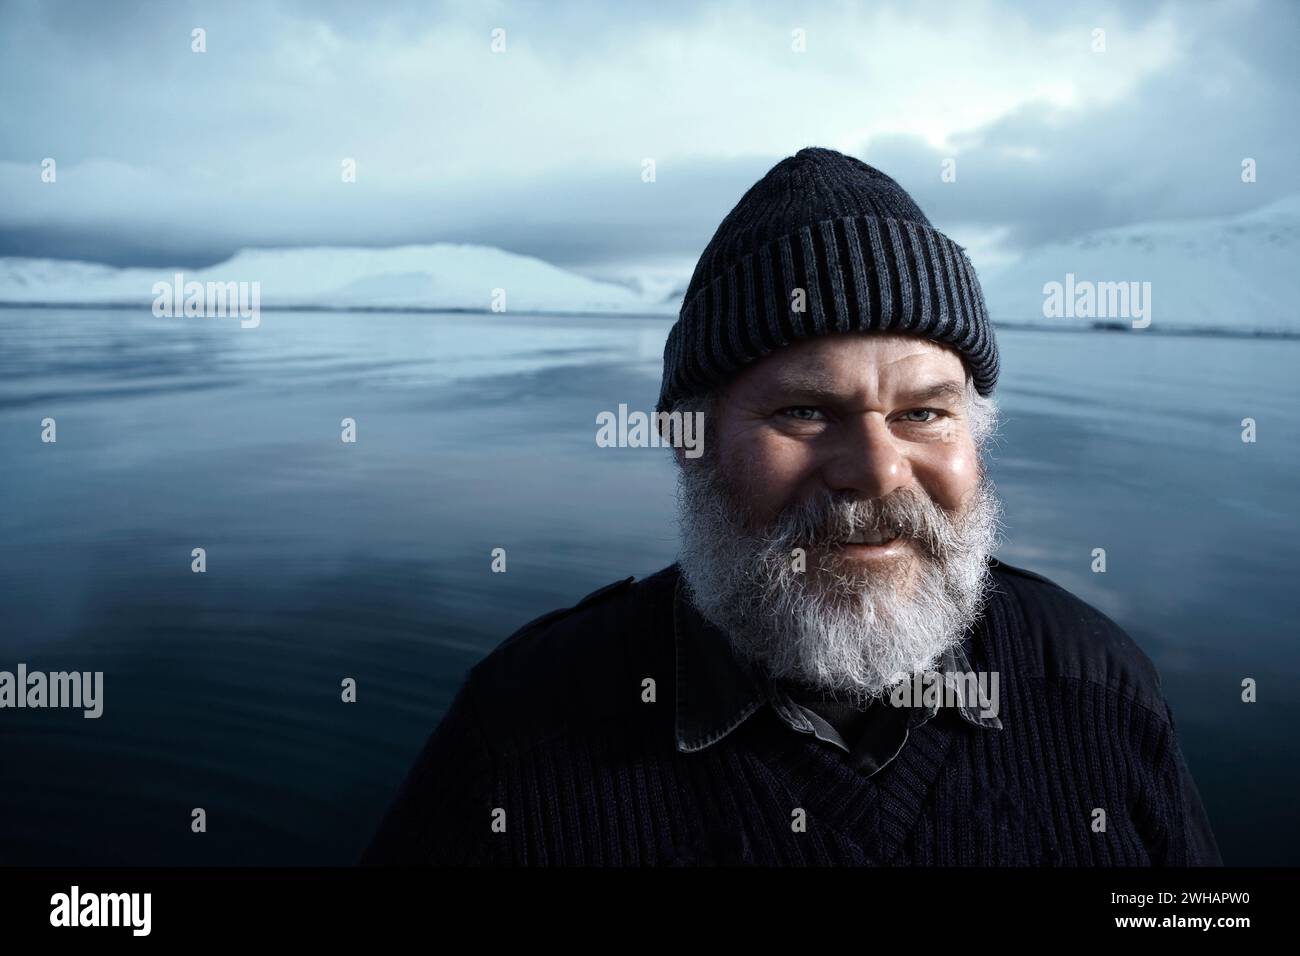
[978,195,1300,334]
[0,243,677,315]
[3,197,1297,333]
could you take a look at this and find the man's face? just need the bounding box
[710,333,982,589]
[675,332,1000,699]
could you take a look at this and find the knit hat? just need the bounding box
[656,147,998,412]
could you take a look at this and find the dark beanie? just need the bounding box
[656,147,998,412]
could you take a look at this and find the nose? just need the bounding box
[819,412,910,500]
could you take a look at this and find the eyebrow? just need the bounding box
[767,375,968,407]
[896,380,967,406]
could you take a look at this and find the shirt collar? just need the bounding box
[673,572,1002,754]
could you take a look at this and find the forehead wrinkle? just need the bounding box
[742,336,965,404]
[765,367,964,404]
[766,354,874,397]
[769,369,839,394]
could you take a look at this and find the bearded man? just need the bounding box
[363,147,1221,867]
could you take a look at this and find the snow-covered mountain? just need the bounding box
[0,243,678,315]
[978,195,1300,334]
[2,196,1296,332]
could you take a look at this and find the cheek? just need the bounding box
[726,433,818,521]
[915,439,980,510]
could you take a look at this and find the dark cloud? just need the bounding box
[0,0,1295,277]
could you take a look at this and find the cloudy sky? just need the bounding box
[0,0,1295,293]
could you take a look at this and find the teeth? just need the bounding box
[844,526,897,545]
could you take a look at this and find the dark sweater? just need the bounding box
[362,560,1221,866]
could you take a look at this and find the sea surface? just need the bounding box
[0,307,1296,864]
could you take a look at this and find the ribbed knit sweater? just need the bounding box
[362,560,1221,866]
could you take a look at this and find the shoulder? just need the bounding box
[986,558,1167,714]
[462,565,680,743]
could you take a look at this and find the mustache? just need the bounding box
[757,486,961,559]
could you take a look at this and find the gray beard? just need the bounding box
[675,459,1002,702]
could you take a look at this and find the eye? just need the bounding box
[780,406,824,422]
[898,408,942,423]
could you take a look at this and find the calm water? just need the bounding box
[0,308,1296,865]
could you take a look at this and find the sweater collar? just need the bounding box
[673,570,1003,754]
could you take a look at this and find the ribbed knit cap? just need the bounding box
[657,147,998,411]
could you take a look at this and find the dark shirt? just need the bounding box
[363,559,1223,866]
